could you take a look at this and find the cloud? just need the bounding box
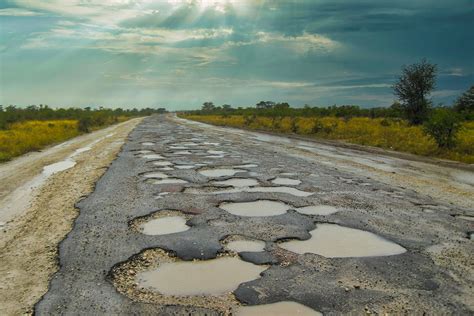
[0,8,42,16]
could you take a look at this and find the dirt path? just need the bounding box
[0,118,142,316]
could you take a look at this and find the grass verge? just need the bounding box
[181,115,474,164]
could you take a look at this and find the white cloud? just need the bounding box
[0,8,42,16]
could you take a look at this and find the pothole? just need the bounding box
[213,178,259,187]
[142,154,165,160]
[199,168,245,178]
[234,164,258,169]
[220,200,290,217]
[236,301,321,316]
[141,142,155,146]
[175,165,196,170]
[172,150,192,155]
[223,236,266,253]
[208,150,226,155]
[279,224,406,258]
[43,159,76,175]
[153,161,173,167]
[295,205,338,216]
[158,167,174,171]
[271,178,302,186]
[153,178,188,185]
[112,249,243,313]
[135,213,190,236]
[137,256,267,296]
[143,172,168,179]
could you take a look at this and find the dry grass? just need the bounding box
[182,115,474,164]
[0,120,80,162]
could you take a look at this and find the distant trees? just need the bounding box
[256,101,275,109]
[393,59,437,124]
[0,105,166,130]
[202,102,215,111]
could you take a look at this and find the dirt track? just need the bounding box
[0,118,142,315]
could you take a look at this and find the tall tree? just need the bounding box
[393,59,437,124]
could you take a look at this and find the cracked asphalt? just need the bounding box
[36,115,473,315]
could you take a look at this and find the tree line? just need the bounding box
[0,105,167,132]
[190,60,473,149]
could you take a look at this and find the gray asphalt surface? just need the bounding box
[35,115,473,315]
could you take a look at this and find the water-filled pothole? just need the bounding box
[141,142,155,146]
[142,154,164,160]
[153,178,188,184]
[141,216,189,235]
[236,301,321,316]
[279,224,406,258]
[271,178,302,186]
[226,240,266,253]
[153,161,173,166]
[175,165,195,170]
[199,168,245,178]
[143,172,168,179]
[296,205,338,216]
[214,178,259,187]
[137,256,267,296]
[208,150,226,155]
[220,200,290,217]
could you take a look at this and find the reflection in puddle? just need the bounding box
[153,178,188,184]
[142,154,164,160]
[220,200,290,217]
[237,302,321,316]
[143,172,168,179]
[158,167,174,171]
[153,161,173,166]
[279,224,406,258]
[141,142,155,146]
[272,178,302,186]
[140,216,190,235]
[175,165,195,170]
[43,159,76,176]
[208,150,226,155]
[226,240,265,252]
[137,256,267,296]
[296,205,338,216]
[199,168,244,178]
[234,164,258,169]
[214,178,259,187]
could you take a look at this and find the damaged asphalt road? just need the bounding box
[36,115,473,315]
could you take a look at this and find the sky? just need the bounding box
[0,0,472,110]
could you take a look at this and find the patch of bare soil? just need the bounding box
[0,118,142,316]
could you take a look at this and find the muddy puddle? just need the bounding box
[220,200,290,217]
[237,302,321,316]
[279,224,406,257]
[296,205,338,216]
[143,172,168,179]
[153,178,188,184]
[153,161,173,166]
[140,216,190,235]
[142,154,164,160]
[234,164,258,169]
[42,159,76,176]
[214,178,259,187]
[226,240,266,252]
[199,168,245,178]
[137,256,267,296]
[175,165,195,170]
[272,178,302,186]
